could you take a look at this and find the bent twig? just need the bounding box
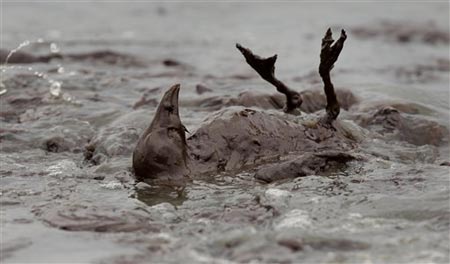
[236,43,302,114]
[319,28,347,123]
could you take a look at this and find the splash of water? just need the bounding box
[1,39,36,95]
[4,40,31,65]
[49,81,62,97]
[50,43,60,54]
[0,86,6,95]
[57,65,65,74]
[0,39,79,104]
[0,67,6,95]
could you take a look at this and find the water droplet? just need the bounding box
[3,40,68,98]
[50,43,60,53]
[4,40,32,65]
[62,93,72,101]
[21,40,30,48]
[49,82,62,97]
[34,72,44,78]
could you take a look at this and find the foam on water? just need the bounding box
[275,209,313,230]
[99,181,123,190]
[45,160,80,178]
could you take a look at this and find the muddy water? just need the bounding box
[1,2,449,264]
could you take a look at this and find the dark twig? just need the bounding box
[236,43,302,114]
[319,28,347,123]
